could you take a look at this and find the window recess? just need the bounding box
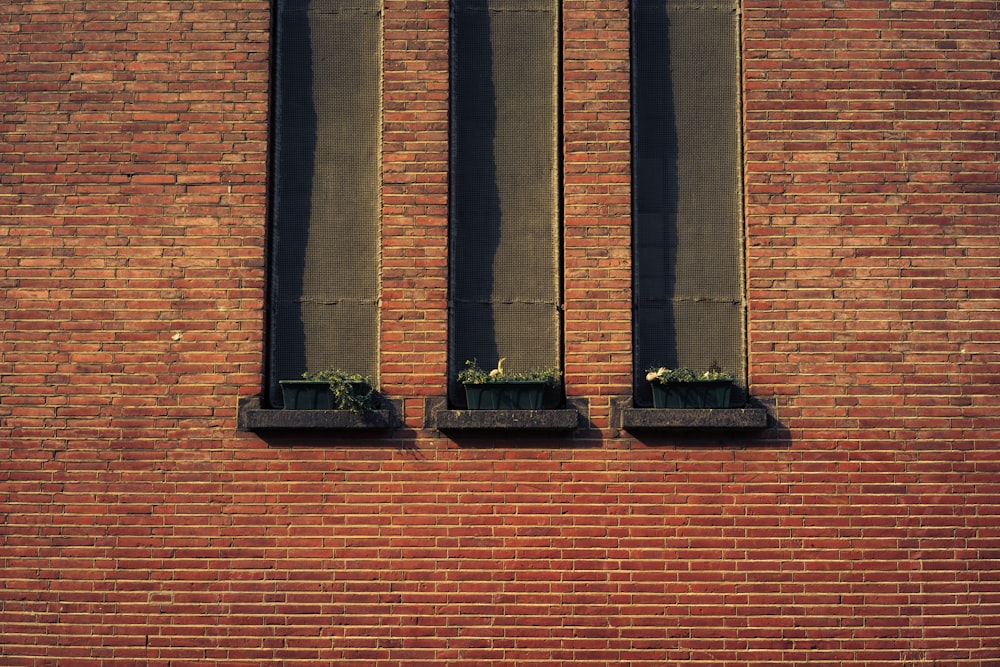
[448,0,562,409]
[632,0,748,407]
[267,0,383,407]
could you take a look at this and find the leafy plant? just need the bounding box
[458,358,560,386]
[645,366,733,384]
[301,370,378,415]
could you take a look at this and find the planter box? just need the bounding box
[463,382,546,410]
[280,381,335,410]
[279,380,371,410]
[650,380,733,409]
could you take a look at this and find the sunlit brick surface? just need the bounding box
[1,1,998,665]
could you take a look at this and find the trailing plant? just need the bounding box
[301,370,378,415]
[458,358,560,386]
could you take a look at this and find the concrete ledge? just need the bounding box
[433,408,580,432]
[621,407,768,431]
[237,396,396,431]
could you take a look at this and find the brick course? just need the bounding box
[2,0,999,665]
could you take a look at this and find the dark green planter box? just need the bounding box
[280,381,334,410]
[463,382,546,410]
[279,380,371,410]
[650,380,733,409]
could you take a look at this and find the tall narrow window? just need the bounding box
[632,0,745,405]
[268,0,382,406]
[450,0,561,405]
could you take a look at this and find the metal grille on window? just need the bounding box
[450,0,561,406]
[268,0,382,406]
[632,0,746,405]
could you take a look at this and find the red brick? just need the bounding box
[1,0,998,664]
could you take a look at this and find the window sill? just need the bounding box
[237,396,397,432]
[434,409,579,432]
[428,397,581,432]
[619,405,768,431]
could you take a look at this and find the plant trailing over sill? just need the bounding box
[280,370,378,415]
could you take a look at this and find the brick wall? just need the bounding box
[2,1,998,665]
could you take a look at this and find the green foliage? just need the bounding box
[301,370,378,415]
[457,359,491,384]
[645,366,733,384]
[458,358,560,386]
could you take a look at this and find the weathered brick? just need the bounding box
[1,0,998,664]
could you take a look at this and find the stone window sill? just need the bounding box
[619,403,768,431]
[428,397,582,432]
[237,396,397,432]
